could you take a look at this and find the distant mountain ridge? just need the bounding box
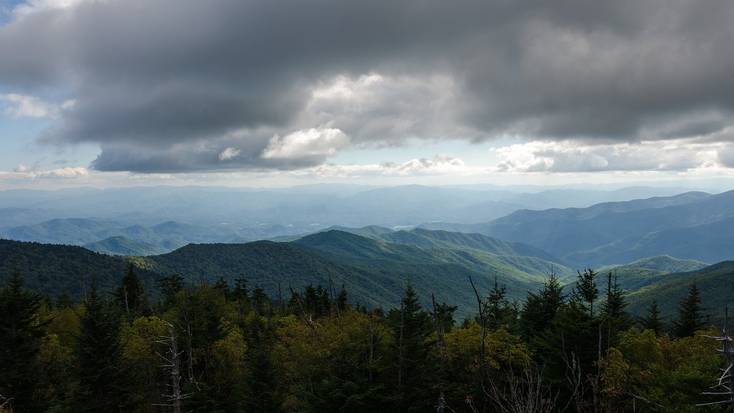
[0,228,574,313]
[0,218,247,255]
[2,234,732,320]
[422,190,734,266]
[84,236,168,256]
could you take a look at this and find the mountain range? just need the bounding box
[2,185,734,320]
[3,226,733,320]
[1,228,575,314]
[423,190,734,267]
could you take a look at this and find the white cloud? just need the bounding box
[218,147,241,161]
[0,94,58,118]
[495,140,722,173]
[35,166,89,178]
[1,165,89,180]
[262,126,349,160]
[303,155,475,178]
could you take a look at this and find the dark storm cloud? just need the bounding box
[1,0,734,172]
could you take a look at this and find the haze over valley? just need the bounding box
[2,0,734,411]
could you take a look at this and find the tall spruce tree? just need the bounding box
[244,316,279,413]
[640,300,664,335]
[520,274,565,338]
[601,272,631,347]
[115,264,148,317]
[673,283,706,337]
[0,272,45,413]
[76,282,124,412]
[158,274,185,309]
[389,285,435,412]
[574,268,599,318]
[483,278,516,330]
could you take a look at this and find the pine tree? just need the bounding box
[244,316,279,412]
[336,285,348,313]
[673,283,706,337]
[574,268,599,317]
[601,272,631,346]
[640,300,664,335]
[76,282,124,411]
[214,276,230,299]
[483,278,516,330]
[389,285,435,412]
[0,272,45,413]
[521,274,565,337]
[158,274,185,308]
[115,264,148,317]
[252,286,270,316]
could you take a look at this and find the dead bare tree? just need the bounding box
[698,306,734,409]
[154,321,190,413]
[560,343,586,413]
[486,364,559,413]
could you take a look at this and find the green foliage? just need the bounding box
[520,274,565,338]
[0,272,46,412]
[115,265,149,317]
[574,268,599,317]
[673,283,707,337]
[602,328,722,412]
[75,283,125,412]
[640,300,664,335]
[386,285,437,411]
[4,238,733,412]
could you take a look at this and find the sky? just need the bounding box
[2,0,734,189]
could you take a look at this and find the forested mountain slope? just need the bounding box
[626,261,734,320]
[424,191,734,266]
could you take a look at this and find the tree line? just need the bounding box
[0,266,727,412]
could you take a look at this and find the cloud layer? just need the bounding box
[1,0,734,172]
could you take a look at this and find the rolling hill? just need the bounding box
[1,228,574,314]
[422,191,734,267]
[0,239,160,297]
[626,261,734,322]
[0,218,245,253]
[598,255,708,291]
[2,232,732,321]
[84,236,168,256]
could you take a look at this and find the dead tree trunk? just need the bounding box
[698,306,734,409]
[156,322,188,413]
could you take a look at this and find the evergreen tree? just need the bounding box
[252,286,270,316]
[389,285,435,412]
[244,316,279,412]
[520,274,565,337]
[483,278,517,330]
[574,268,599,317]
[0,272,45,413]
[673,283,706,337]
[233,278,251,322]
[336,285,348,313]
[76,282,124,411]
[115,264,148,317]
[433,301,457,335]
[601,272,631,346]
[158,274,185,308]
[214,276,230,299]
[640,300,664,335]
